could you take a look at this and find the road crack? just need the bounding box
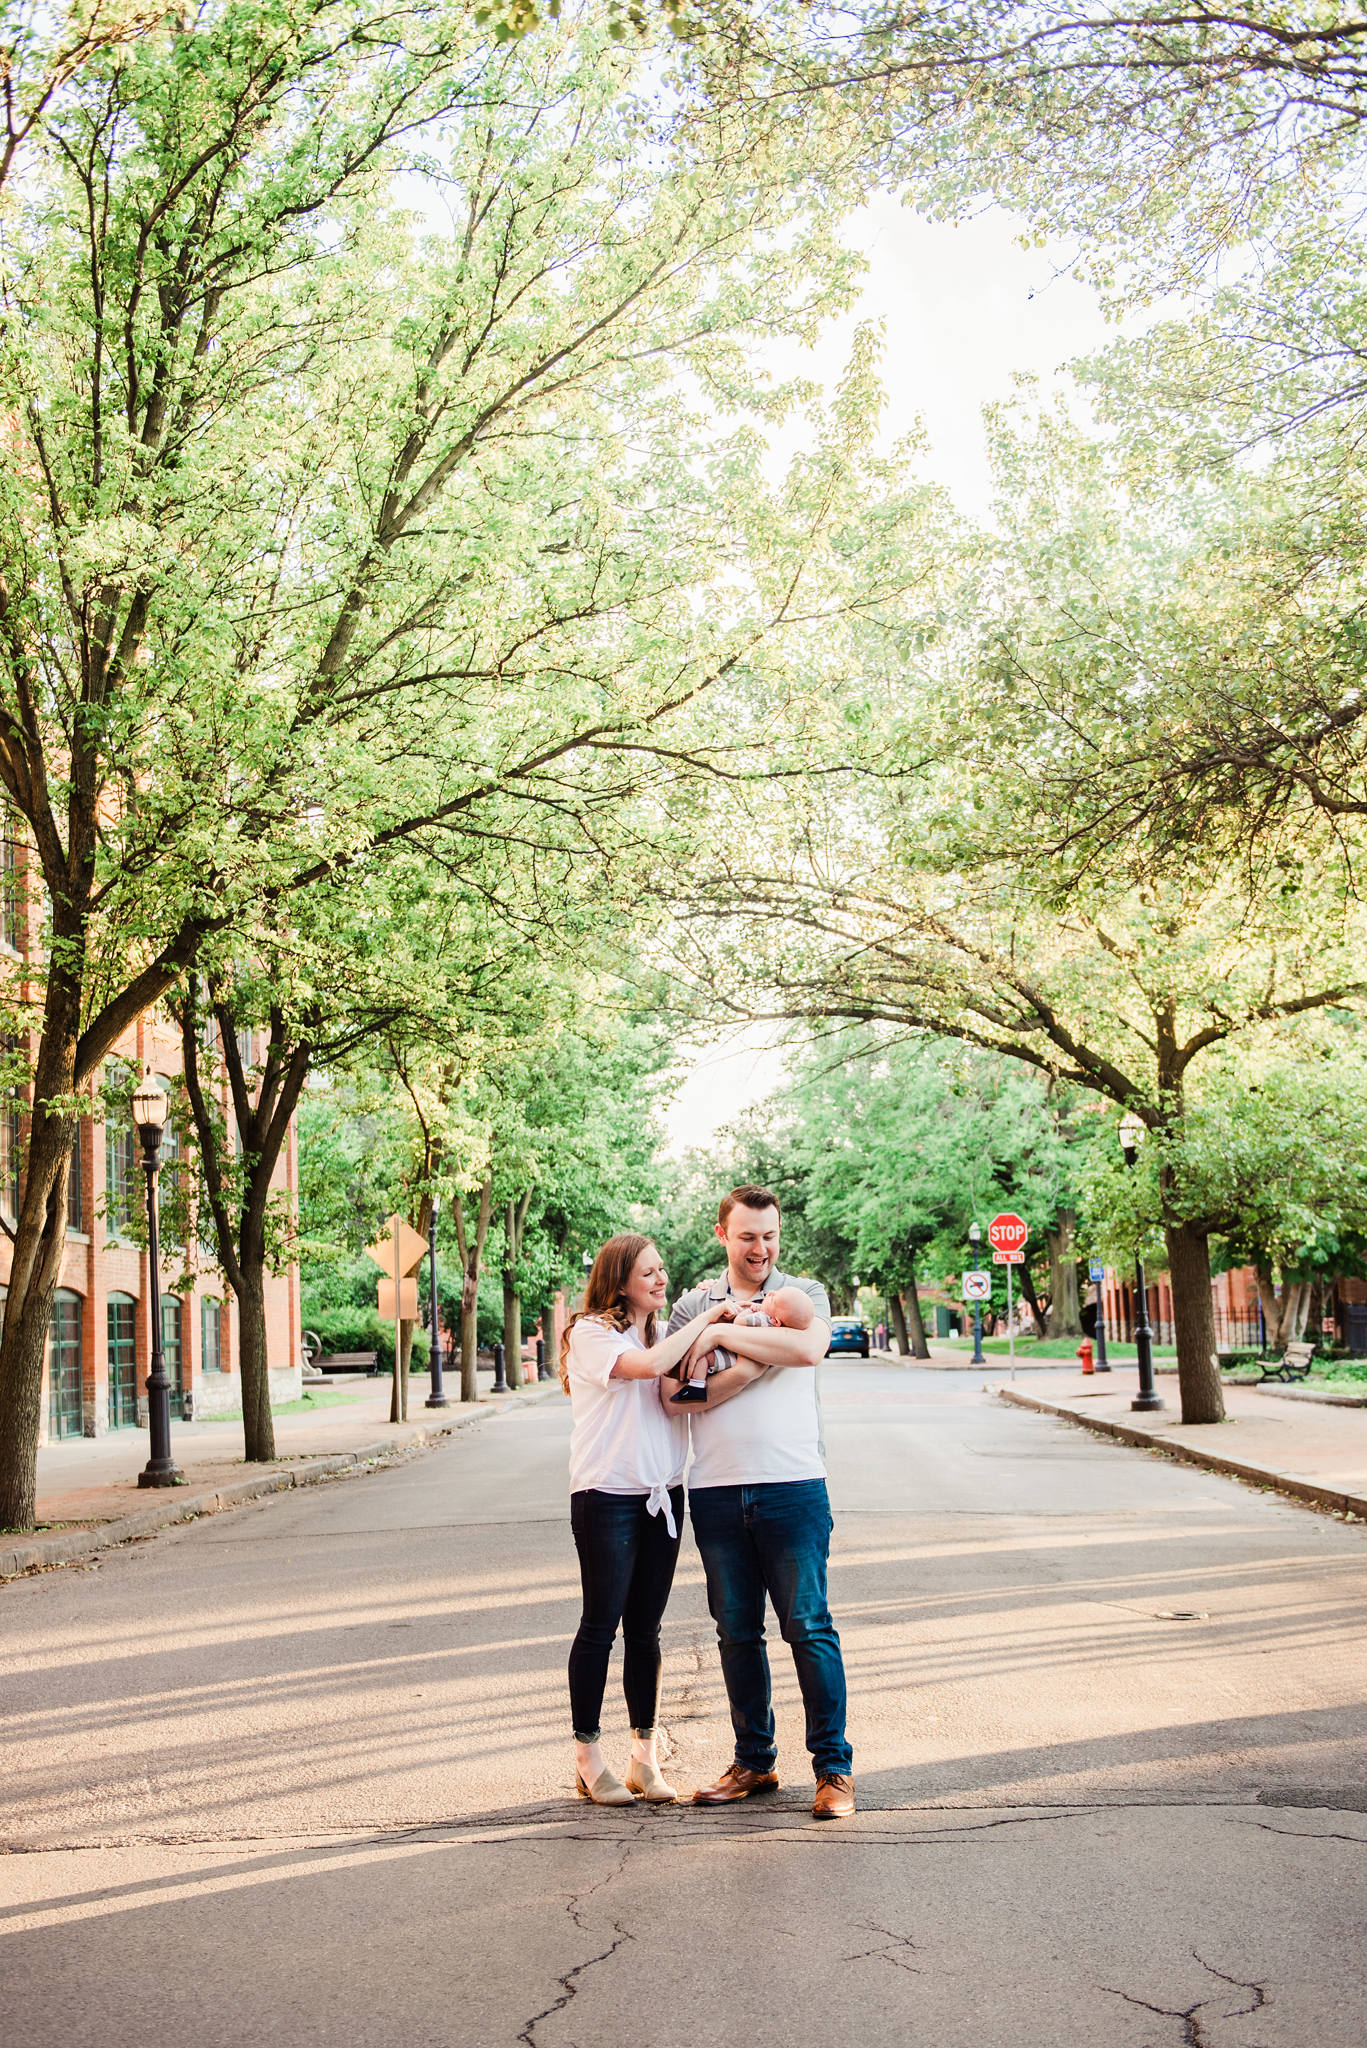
[842,1922,921,1975]
[517,1838,638,2046]
[1101,1951,1269,2044]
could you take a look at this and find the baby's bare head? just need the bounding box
[761,1285,816,1330]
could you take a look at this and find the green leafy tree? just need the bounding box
[676,756,1367,1422]
[0,7,917,1524]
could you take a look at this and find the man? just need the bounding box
[663,1184,855,1819]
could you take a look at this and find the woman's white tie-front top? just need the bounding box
[566,1318,688,1536]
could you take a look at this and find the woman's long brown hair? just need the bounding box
[559,1233,659,1392]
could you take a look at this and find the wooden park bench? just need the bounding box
[314,1350,381,1377]
[1255,1341,1316,1385]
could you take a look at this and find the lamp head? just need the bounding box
[130,1070,165,1141]
[429,1191,440,1222]
[1118,1111,1146,1163]
[967,1221,981,1245]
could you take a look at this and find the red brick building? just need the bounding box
[24,1002,302,1444]
[0,817,301,1444]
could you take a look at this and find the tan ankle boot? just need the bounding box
[624,1757,677,1803]
[575,1764,636,1806]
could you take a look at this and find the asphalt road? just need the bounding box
[3,1364,1365,2046]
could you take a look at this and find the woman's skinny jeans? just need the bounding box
[568,1487,683,1741]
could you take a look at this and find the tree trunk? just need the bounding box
[1253,1264,1308,1352]
[1165,1220,1225,1424]
[888,1292,910,1356]
[0,958,83,1523]
[503,1191,531,1392]
[453,1174,494,1404]
[179,981,313,1465]
[901,1277,931,1359]
[1018,1261,1049,1340]
[237,1257,275,1462]
[1046,1213,1083,1337]
[503,1273,522,1390]
[0,1084,76,1530]
[460,1256,479,1404]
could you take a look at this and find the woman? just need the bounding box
[561,1232,730,1805]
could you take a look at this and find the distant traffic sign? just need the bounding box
[988,1212,1027,1255]
[1088,1259,1106,1285]
[993,1250,1024,1265]
[962,1271,991,1301]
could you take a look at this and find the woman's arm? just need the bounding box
[660,1357,768,1413]
[607,1304,732,1382]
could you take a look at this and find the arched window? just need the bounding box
[202,1296,225,1373]
[67,1117,83,1235]
[0,807,21,954]
[161,1295,185,1416]
[49,1289,83,1439]
[107,1291,137,1429]
[104,1061,137,1237]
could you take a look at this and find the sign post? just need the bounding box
[989,1214,1027,1381]
[365,1214,428,1422]
[1088,1259,1111,1372]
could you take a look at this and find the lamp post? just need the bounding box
[132,1072,183,1489]
[424,1194,448,1409]
[1119,1113,1164,1414]
[968,1222,986,1365]
[1089,1258,1111,1373]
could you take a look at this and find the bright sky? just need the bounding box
[663,195,1124,1153]
[764,190,1119,520]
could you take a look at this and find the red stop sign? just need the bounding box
[988,1212,1027,1254]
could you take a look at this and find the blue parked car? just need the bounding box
[826,1317,870,1359]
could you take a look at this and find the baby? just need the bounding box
[673,1285,816,1403]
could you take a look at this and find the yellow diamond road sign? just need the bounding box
[364,1213,428,1280]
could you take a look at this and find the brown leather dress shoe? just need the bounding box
[812,1774,855,1819]
[692,1763,780,1805]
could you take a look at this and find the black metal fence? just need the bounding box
[1213,1303,1264,1354]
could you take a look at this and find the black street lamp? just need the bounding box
[1119,1113,1164,1414]
[968,1221,986,1365]
[132,1072,183,1489]
[424,1194,448,1410]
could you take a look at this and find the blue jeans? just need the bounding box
[568,1488,683,1741]
[689,1478,852,1780]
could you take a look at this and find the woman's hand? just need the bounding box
[613,1302,739,1382]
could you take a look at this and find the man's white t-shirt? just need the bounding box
[666,1268,832,1489]
[566,1318,689,1530]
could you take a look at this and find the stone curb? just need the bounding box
[1,1384,559,1580]
[991,1385,1367,1520]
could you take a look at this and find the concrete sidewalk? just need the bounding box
[993,1368,1367,1519]
[4,1375,561,1578]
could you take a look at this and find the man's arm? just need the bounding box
[661,1357,767,1415]
[684,1318,829,1372]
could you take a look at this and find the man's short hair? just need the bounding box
[718,1184,781,1229]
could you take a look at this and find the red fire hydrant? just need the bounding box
[1077,1339,1095,1375]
